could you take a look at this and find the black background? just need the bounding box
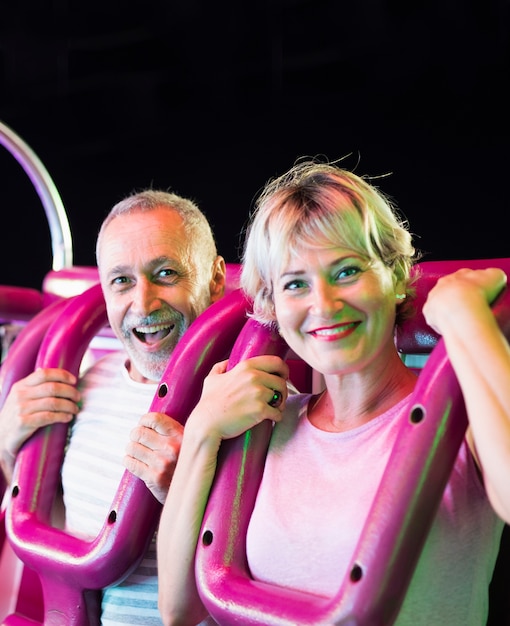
[1,0,509,290]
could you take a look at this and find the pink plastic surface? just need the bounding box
[0,286,44,323]
[3,259,510,625]
[4,284,251,625]
[395,257,510,353]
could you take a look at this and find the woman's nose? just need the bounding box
[310,282,342,317]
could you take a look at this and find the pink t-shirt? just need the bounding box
[246,393,504,625]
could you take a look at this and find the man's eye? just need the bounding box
[112,276,129,285]
[158,268,178,279]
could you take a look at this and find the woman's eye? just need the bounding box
[283,278,308,291]
[336,265,362,280]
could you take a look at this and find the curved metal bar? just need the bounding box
[195,263,510,625]
[5,287,251,625]
[0,120,73,270]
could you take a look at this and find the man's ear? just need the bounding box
[209,256,227,303]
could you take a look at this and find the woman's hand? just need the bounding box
[186,354,289,444]
[423,267,507,336]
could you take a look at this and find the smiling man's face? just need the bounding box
[97,207,215,383]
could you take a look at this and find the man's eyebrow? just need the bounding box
[151,256,187,273]
[152,255,177,267]
[104,257,186,280]
[105,264,131,280]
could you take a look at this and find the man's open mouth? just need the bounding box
[133,323,174,344]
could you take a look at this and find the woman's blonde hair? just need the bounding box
[241,159,419,327]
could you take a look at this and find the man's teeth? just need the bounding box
[135,323,170,334]
[133,323,174,344]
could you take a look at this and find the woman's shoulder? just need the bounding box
[282,392,314,425]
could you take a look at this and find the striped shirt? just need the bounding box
[61,351,162,625]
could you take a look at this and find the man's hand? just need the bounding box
[0,367,80,482]
[125,413,184,504]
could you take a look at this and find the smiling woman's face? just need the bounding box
[97,207,213,383]
[272,244,402,378]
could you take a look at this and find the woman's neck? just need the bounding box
[308,355,417,433]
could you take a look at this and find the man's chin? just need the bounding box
[126,351,170,384]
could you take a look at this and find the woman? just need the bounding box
[157,159,510,625]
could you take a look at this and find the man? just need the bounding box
[0,189,226,624]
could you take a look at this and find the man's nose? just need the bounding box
[131,280,162,316]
